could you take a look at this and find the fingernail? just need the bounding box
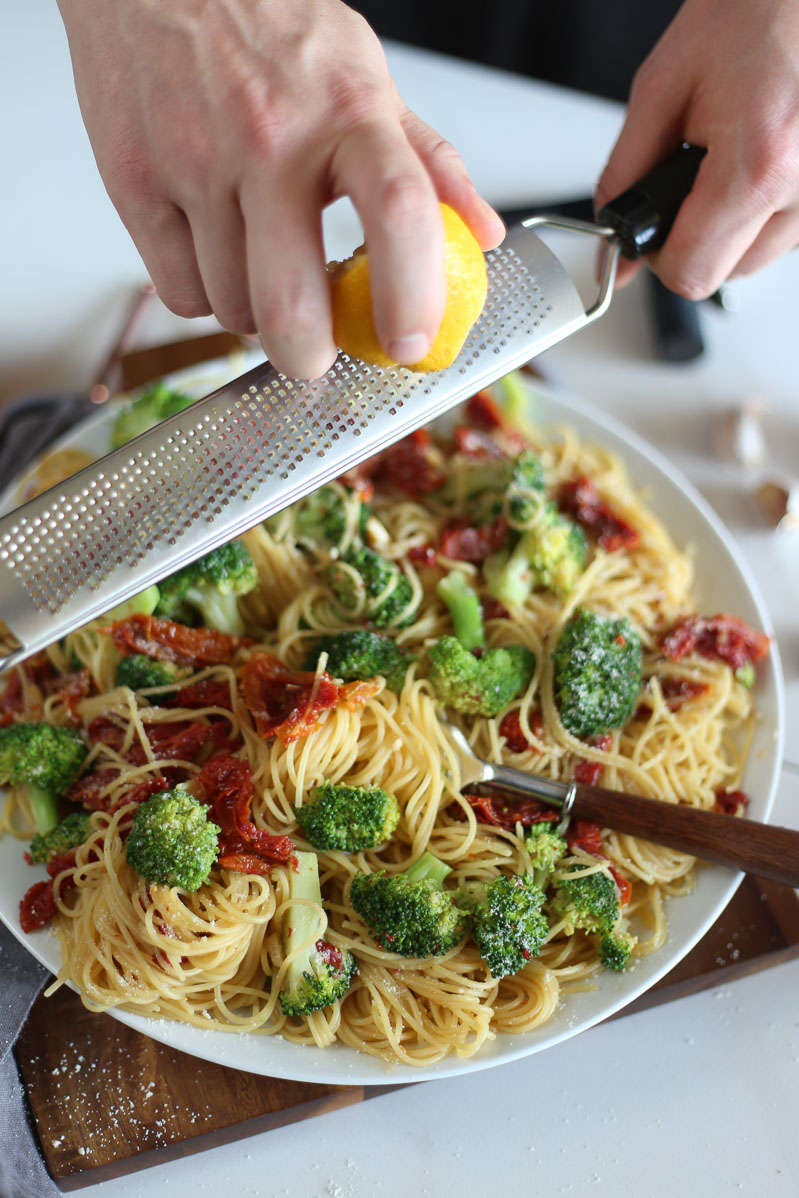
[386,334,431,364]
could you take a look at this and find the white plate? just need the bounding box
[0,372,784,1085]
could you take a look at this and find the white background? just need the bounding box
[2,6,799,1196]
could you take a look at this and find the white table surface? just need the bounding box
[2,7,799,1197]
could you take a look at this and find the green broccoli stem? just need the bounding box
[436,571,485,652]
[184,587,245,638]
[405,851,452,887]
[28,786,60,835]
[286,851,326,950]
[493,371,529,427]
[484,539,533,608]
[100,585,161,625]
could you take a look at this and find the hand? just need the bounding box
[57,0,504,378]
[595,0,799,296]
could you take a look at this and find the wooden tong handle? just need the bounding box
[573,784,799,888]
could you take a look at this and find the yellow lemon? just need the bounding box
[329,203,488,372]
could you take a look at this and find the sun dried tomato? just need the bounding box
[440,514,508,563]
[195,751,295,872]
[240,652,340,743]
[499,709,544,753]
[566,818,631,907]
[19,848,79,933]
[127,719,232,765]
[0,669,24,726]
[573,734,613,786]
[558,476,640,552]
[375,429,445,496]
[19,880,57,932]
[465,390,505,429]
[661,614,770,672]
[714,789,750,815]
[168,679,235,710]
[449,792,556,830]
[107,614,249,666]
[567,818,606,858]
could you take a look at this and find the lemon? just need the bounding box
[329,203,488,372]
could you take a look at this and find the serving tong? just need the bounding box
[442,723,799,889]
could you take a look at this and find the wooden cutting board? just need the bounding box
[15,873,799,1192]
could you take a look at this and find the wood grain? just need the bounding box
[572,784,799,888]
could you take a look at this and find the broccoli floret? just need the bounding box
[485,503,587,605]
[462,872,549,979]
[551,861,636,972]
[525,822,568,888]
[327,546,418,629]
[293,484,370,552]
[279,850,357,1017]
[428,569,535,716]
[506,450,547,524]
[115,654,190,693]
[294,780,400,852]
[305,629,411,692]
[155,541,257,636]
[29,810,94,864]
[598,929,635,971]
[125,790,221,891]
[350,851,467,958]
[551,864,620,936]
[428,636,535,718]
[552,607,643,738]
[111,382,196,449]
[436,570,484,653]
[0,723,88,834]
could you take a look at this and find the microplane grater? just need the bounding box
[0,139,708,673]
[0,220,621,672]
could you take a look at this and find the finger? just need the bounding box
[594,57,691,213]
[729,207,799,277]
[399,105,505,250]
[119,197,212,318]
[240,175,336,380]
[332,118,445,366]
[612,258,645,289]
[187,193,257,335]
[648,146,774,298]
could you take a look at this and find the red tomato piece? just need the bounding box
[440,515,508,563]
[107,614,249,667]
[661,614,770,672]
[195,751,295,871]
[499,709,544,753]
[240,652,340,743]
[558,476,640,552]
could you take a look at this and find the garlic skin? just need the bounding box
[716,403,768,470]
[755,479,799,532]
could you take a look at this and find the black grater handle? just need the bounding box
[598,143,706,260]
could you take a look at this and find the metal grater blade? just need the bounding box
[0,222,599,671]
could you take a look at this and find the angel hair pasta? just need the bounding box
[0,377,770,1066]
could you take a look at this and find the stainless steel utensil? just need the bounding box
[442,722,799,889]
[0,146,705,673]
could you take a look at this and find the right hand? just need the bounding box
[57,0,504,378]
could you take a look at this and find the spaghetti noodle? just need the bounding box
[1,387,765,1066]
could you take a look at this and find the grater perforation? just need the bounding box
[0,222,616,671]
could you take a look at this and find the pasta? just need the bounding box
[1,388,764,1067]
